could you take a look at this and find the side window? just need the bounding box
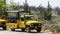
[21,18,24,21]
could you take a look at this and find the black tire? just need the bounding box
[11,28,15,31]
[2,25,6,30]
[21,28,25,32]
[37,27,41,32]
[25,26,30,33]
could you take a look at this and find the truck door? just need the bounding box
[19,17,25,28]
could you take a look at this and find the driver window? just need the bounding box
[21,17,24,21]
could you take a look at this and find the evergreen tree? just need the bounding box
[44,1,52,20]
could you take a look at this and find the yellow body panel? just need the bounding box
[0,19,6,22]
[26,20,38,24]
[19,21,25,28]
[6,20,20,28]
[6,23,17,28]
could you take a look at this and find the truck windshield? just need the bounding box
[25,16,35,20]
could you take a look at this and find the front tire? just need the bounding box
[25,26,30,33]
[37,27,41,32]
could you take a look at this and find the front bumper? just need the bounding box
[29,23,42,30]
[30,26,42,30]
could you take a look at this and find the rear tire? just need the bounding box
[2,22,6,30]
[11,28,15,31]
[2,25,6,30]
[25,26,30,33]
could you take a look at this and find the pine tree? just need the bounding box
[44,1,52,20]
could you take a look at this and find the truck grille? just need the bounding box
[31,23,40,26]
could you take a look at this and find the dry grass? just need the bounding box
[41,16,60,34]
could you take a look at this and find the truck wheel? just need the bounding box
[11,28,15,31]
[25,26,30,32]
[2,25,6,30]
[21,28,25,32]
[37,27,41,32]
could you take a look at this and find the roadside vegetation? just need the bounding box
[41,16,60,34]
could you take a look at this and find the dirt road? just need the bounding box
[0,28,51,34]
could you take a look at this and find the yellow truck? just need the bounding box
[6,11,42,32]
[0,16,7,30]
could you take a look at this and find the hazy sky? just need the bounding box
[6,0,60,8]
